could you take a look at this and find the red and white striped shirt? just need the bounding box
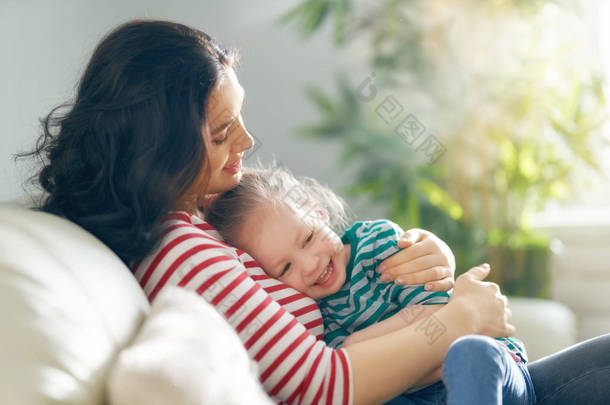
[133,212,353,404]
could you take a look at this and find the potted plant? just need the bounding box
[279,0,607,297]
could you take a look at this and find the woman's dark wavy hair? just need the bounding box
[17,20,237,265]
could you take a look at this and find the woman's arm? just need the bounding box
[343,305,445,392]
[140,220,513,405]
[346,264,515,405]
[346,301,474,404]
[136,222,351,404]
[342,304,444,347]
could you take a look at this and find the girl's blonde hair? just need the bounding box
[205,164,352,247]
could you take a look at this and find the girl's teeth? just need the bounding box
[316,261,333,285]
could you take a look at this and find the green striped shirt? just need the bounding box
[318,220,528,363]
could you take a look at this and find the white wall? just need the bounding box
[4,1,608,212]
[535,218,610,341]
[0,0,375,213]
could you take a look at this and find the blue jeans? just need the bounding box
[385,333,610,405]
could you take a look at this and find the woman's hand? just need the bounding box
[450,263,516,338]
[377,228,455,291]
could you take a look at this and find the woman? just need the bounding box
[22,20,609,404]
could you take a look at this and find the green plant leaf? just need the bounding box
[277,0,332,37]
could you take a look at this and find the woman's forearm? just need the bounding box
[343,304,444,347]
[411,365,443,388]
[345,301,475,405]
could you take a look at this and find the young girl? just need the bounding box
[206,166,534,404]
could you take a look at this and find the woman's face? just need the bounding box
[176,67,253,212]
[204,68,253,194]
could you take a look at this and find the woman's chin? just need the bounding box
[207,173,242,194]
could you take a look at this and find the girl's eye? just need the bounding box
[280,262,291,277]
[304,230,314,246]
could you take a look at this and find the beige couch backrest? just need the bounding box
[0,203,149,405]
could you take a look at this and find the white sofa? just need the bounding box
[0,202,275,404]
[0,202,578,404]
[0,202,149,404]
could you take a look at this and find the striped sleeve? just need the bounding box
[496,336,529,363]
[351,219,451,306]
[133,213,353,405]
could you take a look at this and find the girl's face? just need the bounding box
[237,202,351,300]
[176,68,253,212]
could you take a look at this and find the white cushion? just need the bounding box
[508,296,577,361]
[106,286,274,405]
[0,204,149,404]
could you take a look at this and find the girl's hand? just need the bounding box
[450,263,516,338]
[377,228,455,291]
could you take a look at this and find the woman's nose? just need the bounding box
[232,122,254,154]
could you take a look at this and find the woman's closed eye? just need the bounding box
[211,115,242,145]
[212,135,228,145]
[211,124,233,145]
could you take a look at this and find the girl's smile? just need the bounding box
[236,202,351,299]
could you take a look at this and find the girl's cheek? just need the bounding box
[287,275,303,292]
